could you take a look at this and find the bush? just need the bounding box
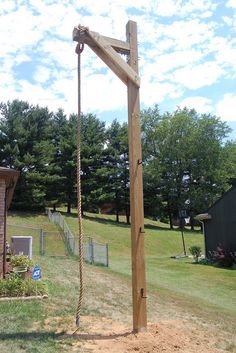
[0,273,22,296]
[11,255,34,270]
[210,246,236,268]
[189,245,201,263]
[198,258,215,266]
[22,279,48,296]
[0,273,48,297]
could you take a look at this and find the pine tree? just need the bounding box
[0,100,55,209]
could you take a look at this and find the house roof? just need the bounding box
[209,184,236,212]
[0,167,19,208]
[195,184,236,222]
[194,213,212,221]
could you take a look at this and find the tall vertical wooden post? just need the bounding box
[126,21,147,333]
[72,20,147,333]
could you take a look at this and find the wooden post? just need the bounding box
[72,21,147,333]
[126,21,147,333]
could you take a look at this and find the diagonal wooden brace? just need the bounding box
[73,27,140,87]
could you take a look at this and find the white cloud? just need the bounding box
[0,0,15,14]
[33,66,51,83]
[0,6,43,56]
[207,36,236,75]
[0,72,15,90]
[171,62,226,89]
[180,0,217,15]
[216,93,236,121]
[153,0,216,18]
[39,39,76,69]
[141,79,183,107]
[82,72,126,113]
[156,19,215,50]
[222,16,234,26]
[12,79,62,113]
[142,49,204,81]
[155,0,181,17]
[178,96,213,113]
[226,0,236,9]
[14,54,31,65]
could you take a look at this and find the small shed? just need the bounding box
[195,185,236,259]
[0,167,19,278]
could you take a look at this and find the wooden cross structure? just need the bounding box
[73,20,147,333]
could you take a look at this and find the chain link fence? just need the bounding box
[6,224,42,256]
[45,209,109,266]
[39,231,67,256]
[7,224,66,257]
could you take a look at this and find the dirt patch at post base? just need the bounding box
[58,316,226,353]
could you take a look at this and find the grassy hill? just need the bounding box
[64,211,235,320]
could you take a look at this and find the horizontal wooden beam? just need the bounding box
[98,34,130,55]
[73,27,130,55]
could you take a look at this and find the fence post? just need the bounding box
[73,236,76,255]
[40,229,45,256]
[65,233,71,255]
[106,243,109,267]
[89,238,94,264]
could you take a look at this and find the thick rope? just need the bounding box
[75,41,84,328]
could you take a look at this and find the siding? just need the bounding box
[205,186,236,257]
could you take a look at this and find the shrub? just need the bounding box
[198,258,215,266]
[189,245,201,263]
[11,255,34,270]
[22,279,48,296]
[210,246,236,268]
[1,273,23,296]
[0,273,48,297]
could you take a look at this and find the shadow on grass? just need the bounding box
[64,212,201,233]
[0,331,64,341]
[60,330,133,341]
[62,212,131,229]
[62,211,171,231]
[9,209,202,234]
[0,329,134,343]
[8,211,46,218]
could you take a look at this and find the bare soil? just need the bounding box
[44,314,232,353]
[75,317,224,353]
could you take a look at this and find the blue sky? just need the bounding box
[0,0,236,140]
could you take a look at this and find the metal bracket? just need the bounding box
[141,288,147,298]
[139,227,145,234]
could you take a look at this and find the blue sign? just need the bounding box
[32,266,41,281]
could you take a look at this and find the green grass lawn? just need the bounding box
[0,210,235,353]
[64,210,236,323]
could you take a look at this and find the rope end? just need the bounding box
[76,317,80,327]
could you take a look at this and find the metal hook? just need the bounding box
[76,43,84,55]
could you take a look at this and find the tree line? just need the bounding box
[0,100,235,227]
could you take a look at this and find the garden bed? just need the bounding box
[1,255,48,298]
[0,274,48,298]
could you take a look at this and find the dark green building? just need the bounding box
[195,185,236,259]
